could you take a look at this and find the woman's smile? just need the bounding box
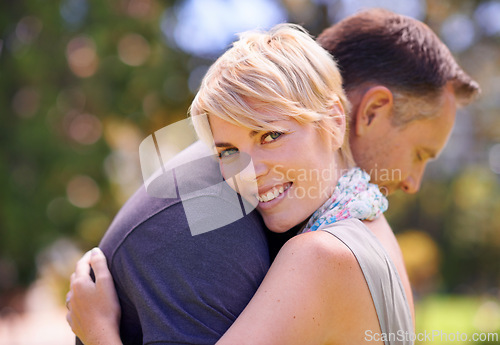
[209,114,343,233]
[256,182,292,205]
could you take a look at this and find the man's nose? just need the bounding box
[400,169,424,194]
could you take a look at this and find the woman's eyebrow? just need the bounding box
[249,130,259,138]
[214,130,260,147]
[215,142,233,148]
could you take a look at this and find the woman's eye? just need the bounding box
[262,131,283,144]
[219,148,238,159]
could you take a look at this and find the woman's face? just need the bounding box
[209,115,342,233]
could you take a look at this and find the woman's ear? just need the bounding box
[352,86,394,137]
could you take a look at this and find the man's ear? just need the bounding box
[352,86,393,136]
[328,100,346,149]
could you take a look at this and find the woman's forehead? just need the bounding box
[207,112,293,132]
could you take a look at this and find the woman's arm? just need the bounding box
[66,248,123,345]
[66,232,381,345]
[216,230,381,345]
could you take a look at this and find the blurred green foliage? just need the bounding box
[0,0,499,315]
[1,0,190,290]
[415,295,500,344]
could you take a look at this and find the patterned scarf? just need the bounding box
[301,167,388,233]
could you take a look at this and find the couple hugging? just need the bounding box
[66,8,479,345]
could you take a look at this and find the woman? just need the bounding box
[66,24,414,344]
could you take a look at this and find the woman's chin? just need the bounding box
[264,213,312,234]
[268,227,290,234]
[264,219,295,233]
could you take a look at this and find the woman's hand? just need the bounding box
[66,248,123,345]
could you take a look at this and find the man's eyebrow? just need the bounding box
[214,130,259,147]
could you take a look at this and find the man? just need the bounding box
[71,9,479,345]
[318,8,479,195]
[80,142,271,345]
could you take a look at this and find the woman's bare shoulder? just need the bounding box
[274,229,382,343]
[217,228,382,345]
[276,229,370,304]
[279,230,357,267]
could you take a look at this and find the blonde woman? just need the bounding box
[67,23,414,345]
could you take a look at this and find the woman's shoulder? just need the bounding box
[285,229,355,258]
[278,229,364,286]
[277,223,385,311]
[275,228,382,343]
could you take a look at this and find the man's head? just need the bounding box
[318,8,480,194]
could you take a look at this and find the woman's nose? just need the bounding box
[238,161,257,182]
[220,150,267,182]
[239,151,269,182]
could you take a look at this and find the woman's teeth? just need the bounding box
[257,184,290,203]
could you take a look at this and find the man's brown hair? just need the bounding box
[318,8,480,125]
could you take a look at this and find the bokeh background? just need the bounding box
[1,0,499,343]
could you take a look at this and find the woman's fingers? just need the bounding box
[89,248,121,316]
[89,248,111,284]
[66,312,72,329]
[72,247,109,287]
[65,247,123,345]
[74,250,93,278]
[65,290,72,310]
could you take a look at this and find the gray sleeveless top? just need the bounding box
[319,218,414,345]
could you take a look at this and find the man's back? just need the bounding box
[97,142,270,344]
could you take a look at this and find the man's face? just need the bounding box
[350,83,457,195]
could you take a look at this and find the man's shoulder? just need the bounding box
[99,185,181,257]
[97,142,271,344]
[99,141,268,262]
[99,141,216,252]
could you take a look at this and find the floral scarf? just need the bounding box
[301,167,388,233]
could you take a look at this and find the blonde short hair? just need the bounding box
[190,23,353,166]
